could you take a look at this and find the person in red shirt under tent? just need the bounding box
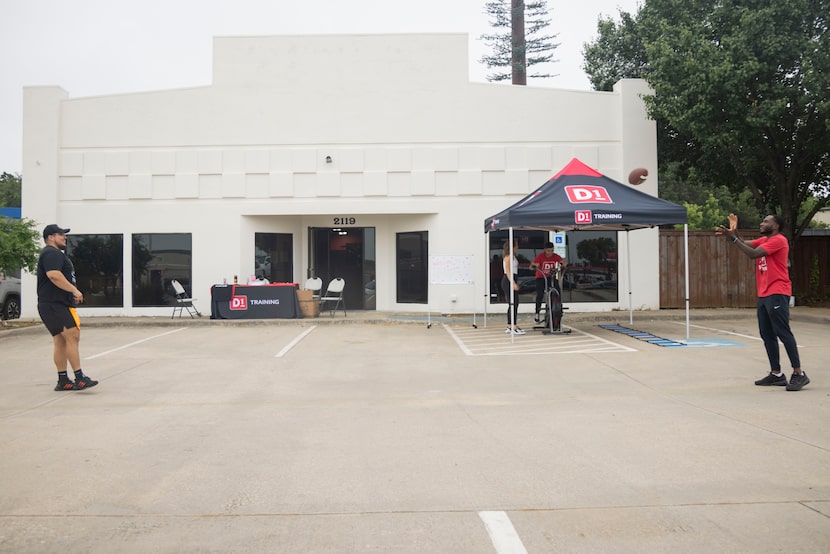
[529,241,567,324]
[717,213,810,391]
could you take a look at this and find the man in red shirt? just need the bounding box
[717,214,809,391]
[529,241,566,323]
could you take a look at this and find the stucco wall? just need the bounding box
[21,33,660,317]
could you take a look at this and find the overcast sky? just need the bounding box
[1,0,641,175]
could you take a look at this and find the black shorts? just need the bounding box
[38,303,80,336]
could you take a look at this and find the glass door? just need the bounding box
[309,227,376,310]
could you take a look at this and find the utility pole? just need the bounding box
[511,0,527,85]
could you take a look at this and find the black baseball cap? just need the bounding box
[43,224,70,239]
[544,241,554,248]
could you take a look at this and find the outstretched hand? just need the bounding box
[715,213,739,238]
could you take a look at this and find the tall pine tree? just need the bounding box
[480,0,559,83]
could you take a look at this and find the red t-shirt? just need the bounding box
[752,234,791,297]
[532,252,563,279]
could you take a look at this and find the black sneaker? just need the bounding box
[786,372,810,391]
[754,373,787,386]
[55,380,77,391]
[74,374,99,390]
[533,313,541,323]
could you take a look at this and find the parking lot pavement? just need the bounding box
[0,315,828,553]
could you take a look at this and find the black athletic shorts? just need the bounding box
[37,303,80,336]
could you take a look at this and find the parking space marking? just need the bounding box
[275,326,317,357]
[444,324,636,356]
[478,511,528,554]
[85,328,188,360]
[670,320,762,341]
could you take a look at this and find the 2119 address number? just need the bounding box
[333,217,356,225]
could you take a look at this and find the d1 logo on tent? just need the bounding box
[565,185,612,204]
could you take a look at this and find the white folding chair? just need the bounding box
[171,280,201,318]
[304,277,323,300]
[319,278,346,317]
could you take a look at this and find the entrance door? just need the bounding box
[309,227,376,310]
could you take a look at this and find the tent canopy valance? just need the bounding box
[485,158,687,232]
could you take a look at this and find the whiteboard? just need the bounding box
[429,255,475,284]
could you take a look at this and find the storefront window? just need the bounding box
[488,230,618,303]
[132,233,192,307]
[396,231,428,303]
[66,234,124,307]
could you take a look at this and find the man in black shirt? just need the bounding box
[37,224,98,391]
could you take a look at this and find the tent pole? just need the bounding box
[684,223,690,339]
[508,228,515,343]
[626,228,633,325]
[484,234,489,328]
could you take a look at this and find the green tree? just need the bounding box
[0,217,41,274]
[583,1,830,244]
[480,0,559,83]
[582,10,648,92]
[0,173,22,207]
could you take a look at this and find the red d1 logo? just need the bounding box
[565,185,612,204]
[230,295,248,310]
[575,210,592,224]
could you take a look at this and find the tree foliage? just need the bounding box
[582,0,830,244]
[582,10,648,92]
[0,217,41,274]
[0,173,22,208]
[480,0,560,82]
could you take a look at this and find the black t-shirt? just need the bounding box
[37,246,76,306]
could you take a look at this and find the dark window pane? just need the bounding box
[132,233,192,307]
[66,234,124,307]
[487,230,618,303]
[488,230,548,304]
[396,231,428,304]
[254,233,293,283]
[564,231,618,303]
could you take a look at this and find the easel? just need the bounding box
[426,255,477,329]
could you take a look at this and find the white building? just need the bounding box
[21,33,660,318]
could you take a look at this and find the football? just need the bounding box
[628,167,648,185]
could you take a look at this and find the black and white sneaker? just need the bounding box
[54,380,77,391]
[754,373,787,386]
[786,372,810,391]
[74,374,99,390]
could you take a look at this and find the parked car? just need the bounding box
[0,274,21,320]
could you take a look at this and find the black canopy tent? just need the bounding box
[484,158,690,337]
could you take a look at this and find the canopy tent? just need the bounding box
[484,158,691,337]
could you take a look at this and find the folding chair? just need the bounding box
[171,280,201,318]
[319,278,346,317]
[304,277,323,301]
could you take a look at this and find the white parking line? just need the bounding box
[446,324,636,356]
[275,326,316,357]
[478,511,528,554]
[85,328,188,360]
[669,320,761,341]
[443,324,473,355]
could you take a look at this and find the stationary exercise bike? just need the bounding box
[533,262,571,335]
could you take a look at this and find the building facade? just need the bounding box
[21,33,660,318]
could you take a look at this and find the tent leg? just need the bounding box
[626,228,633,325]
[508,228,515,343]
[684,223,690,339]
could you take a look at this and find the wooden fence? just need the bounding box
[659,230,830,308]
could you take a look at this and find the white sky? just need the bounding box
[1,0,641,175]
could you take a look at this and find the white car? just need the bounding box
[0,274,21,320]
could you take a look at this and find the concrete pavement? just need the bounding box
[0,308,828,552]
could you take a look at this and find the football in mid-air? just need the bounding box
[628,167,648,185]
